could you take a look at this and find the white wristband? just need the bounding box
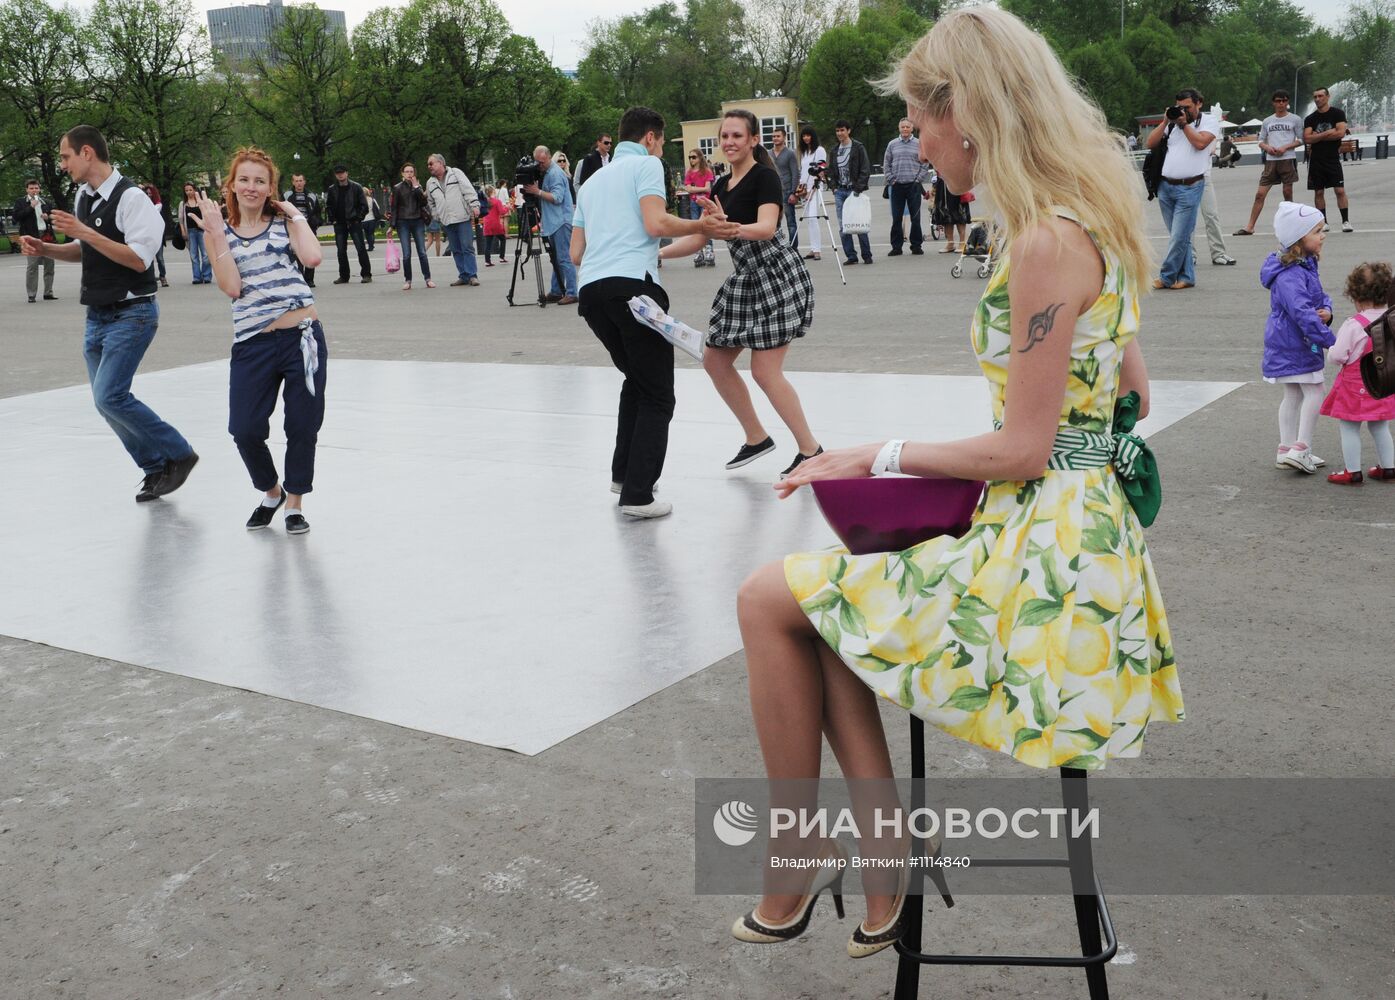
[871,439,905,476]
[288,214,306,223]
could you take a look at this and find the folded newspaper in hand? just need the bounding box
[627,295,705,361]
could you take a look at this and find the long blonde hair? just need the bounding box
[876,8,1151,292]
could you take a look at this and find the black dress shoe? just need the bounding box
[844,258,858,265]
[285,512,310,535]
[725,436,776,469]
[360,275,372,283]
[246,491,286,529]
[152,451,199,496]
[910,247,924,255]
[887,248,903,256]
[333,277,350,284]
[135,471,163,503]
[43,293,57,300]
[28,296,35,303]
[545,292,563,302]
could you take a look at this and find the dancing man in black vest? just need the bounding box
[19,125,198,502]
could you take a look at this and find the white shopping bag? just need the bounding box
[627,295,705,361]
[841,192,872,233]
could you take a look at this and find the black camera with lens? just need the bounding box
[807,159,828,185]
[514,156,544,187]
[1165,105,1186,121]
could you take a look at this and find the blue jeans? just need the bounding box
[187,227,211,282]
[835,188,872,261]
[444,220,478,280]
[397,218,430,282]
[783,200,799,248]
[546,222,577,296]
[1157,178,1204,286]
[83,298,193,475]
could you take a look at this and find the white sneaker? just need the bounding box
[1280,449,1317,474]
[1342,221,1354,233]
[1275,451,1290,469]
[620,500,672,519]
[1311,453,1326,468]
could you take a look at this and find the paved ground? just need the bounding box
[3,163,1394,999]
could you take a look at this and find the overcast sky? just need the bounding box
[184,0,1351,72]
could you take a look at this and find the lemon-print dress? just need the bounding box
[785,219,1184,770]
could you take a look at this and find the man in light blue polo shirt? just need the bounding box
[523,144,577,303]
[570,106,737,519]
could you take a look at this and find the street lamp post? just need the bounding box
[1295,60,1316,105]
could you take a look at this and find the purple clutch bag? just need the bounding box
[810,477,985,555]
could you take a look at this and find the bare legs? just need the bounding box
[737,561,902,927]
[704,344,820,456]
[1313,186,1349,217]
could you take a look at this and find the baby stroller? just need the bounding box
[950,220,998,279]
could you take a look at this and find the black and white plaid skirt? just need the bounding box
[707,235,814,350]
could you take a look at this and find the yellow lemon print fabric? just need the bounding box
[785,225,1184,770]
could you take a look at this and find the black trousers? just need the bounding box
[334,223,372,280]
[578,276,674,507]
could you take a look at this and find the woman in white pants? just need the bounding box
[798,127,827,260]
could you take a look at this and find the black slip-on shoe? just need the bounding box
[285,512,310,535]
[725,437,776,469]
[246,491,287,530]
[779,446,824,479]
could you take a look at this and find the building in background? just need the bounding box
[207,0,347,64]
[681,97,800,169]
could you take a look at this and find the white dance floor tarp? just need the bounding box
[0,362,1239,754]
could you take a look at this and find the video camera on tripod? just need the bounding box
[506,155,553,308]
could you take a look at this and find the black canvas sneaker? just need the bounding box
[725,437,776,469]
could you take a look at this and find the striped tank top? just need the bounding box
[226,218,313,341]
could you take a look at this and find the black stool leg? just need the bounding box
[894,716,927,1000]
[1061,768,1110,1000]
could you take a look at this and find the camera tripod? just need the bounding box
[505,201,555,308]
[801,178,847,286]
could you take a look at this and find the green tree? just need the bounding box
[86,0,231,197]
[239,5,364,191]
[800,1,926,154]
[0,0,97,204]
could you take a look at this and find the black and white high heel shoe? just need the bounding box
[848,839,954,959]
[731,841,848,944]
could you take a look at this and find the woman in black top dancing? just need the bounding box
[662,109,821,477]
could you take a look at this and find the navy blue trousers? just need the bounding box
[228,323,328,495]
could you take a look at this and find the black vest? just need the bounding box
[76,176,159,306]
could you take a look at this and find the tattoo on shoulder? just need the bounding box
[1018,302,1065,353]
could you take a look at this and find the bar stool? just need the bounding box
[893,716,1117,1000]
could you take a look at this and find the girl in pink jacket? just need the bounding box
[1320,261,1395,484]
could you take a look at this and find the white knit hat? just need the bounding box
[1273,201,1323,249]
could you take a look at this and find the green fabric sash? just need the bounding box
[1045,391,1162,527]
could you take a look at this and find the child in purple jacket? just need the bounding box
[1262,202,1336,474]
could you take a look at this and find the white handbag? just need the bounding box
[841,192,871,233]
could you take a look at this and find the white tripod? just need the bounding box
[801,179,847,286]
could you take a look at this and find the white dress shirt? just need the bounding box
[74,168,165,270]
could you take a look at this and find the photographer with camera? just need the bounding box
[1144,88,1218,290]
[522,146,578,305]
[569,106,739,519]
